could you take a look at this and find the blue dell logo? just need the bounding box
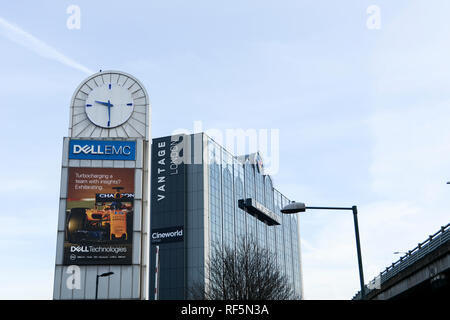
[69,140,136,160]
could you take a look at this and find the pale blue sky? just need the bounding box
[1,0,449,299]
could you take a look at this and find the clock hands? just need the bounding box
[90,98,133,128]
[94,100,133,108]
[107,100,112,127]
[94,100,113,127]
[94,100,114,107]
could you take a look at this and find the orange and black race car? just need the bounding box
[66,187,134,243]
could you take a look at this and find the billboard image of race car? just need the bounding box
[66,187,134,243]
[63,167,135,265]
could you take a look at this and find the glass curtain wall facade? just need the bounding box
[206,136,302,299]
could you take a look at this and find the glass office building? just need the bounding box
[150,133,303,300]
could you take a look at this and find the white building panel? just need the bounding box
[54,71,150,300]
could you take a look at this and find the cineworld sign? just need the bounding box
[69,140,136,160]
[151,226,184,244]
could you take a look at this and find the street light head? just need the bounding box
[280,201,306,214]
[100,272,114,277]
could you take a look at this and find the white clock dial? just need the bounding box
[85,83,134,128]
[70,71,149,139]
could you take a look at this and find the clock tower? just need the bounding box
[53,71,150,300]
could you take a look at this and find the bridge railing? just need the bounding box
[353,222,450,300]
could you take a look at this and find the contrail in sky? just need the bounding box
[0,17,93,75]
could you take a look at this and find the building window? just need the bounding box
[208,140,222,256]
[222,167,235,250]
[234,174,246,241]
[244,162,256,238]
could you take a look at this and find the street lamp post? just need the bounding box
[281,202,366,300]
[95,272,114,300]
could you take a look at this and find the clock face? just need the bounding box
[85,83,134,128]
[70,71,149,138]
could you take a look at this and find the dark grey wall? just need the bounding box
[185,134,206,297]
[150,135,187,299]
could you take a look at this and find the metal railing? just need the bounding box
[353,222,450,300]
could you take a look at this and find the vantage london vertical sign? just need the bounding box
[151,135,185,236]
[150,134,186,299]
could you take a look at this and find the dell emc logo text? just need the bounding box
[69,140,136,160]
[72,144,131,156]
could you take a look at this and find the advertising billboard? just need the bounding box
[63,167,135,265]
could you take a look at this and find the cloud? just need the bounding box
[0,177,44,193]
[0,266,53,299]
[0,204,57,300]
[370,1,450,96]
[369,101,450,202]
[302,265,360,300]
[0,17,93,75]
[0,211,56,238]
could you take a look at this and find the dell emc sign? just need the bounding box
[69,140,136,160]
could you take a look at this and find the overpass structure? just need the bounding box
[353,222,449,300]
